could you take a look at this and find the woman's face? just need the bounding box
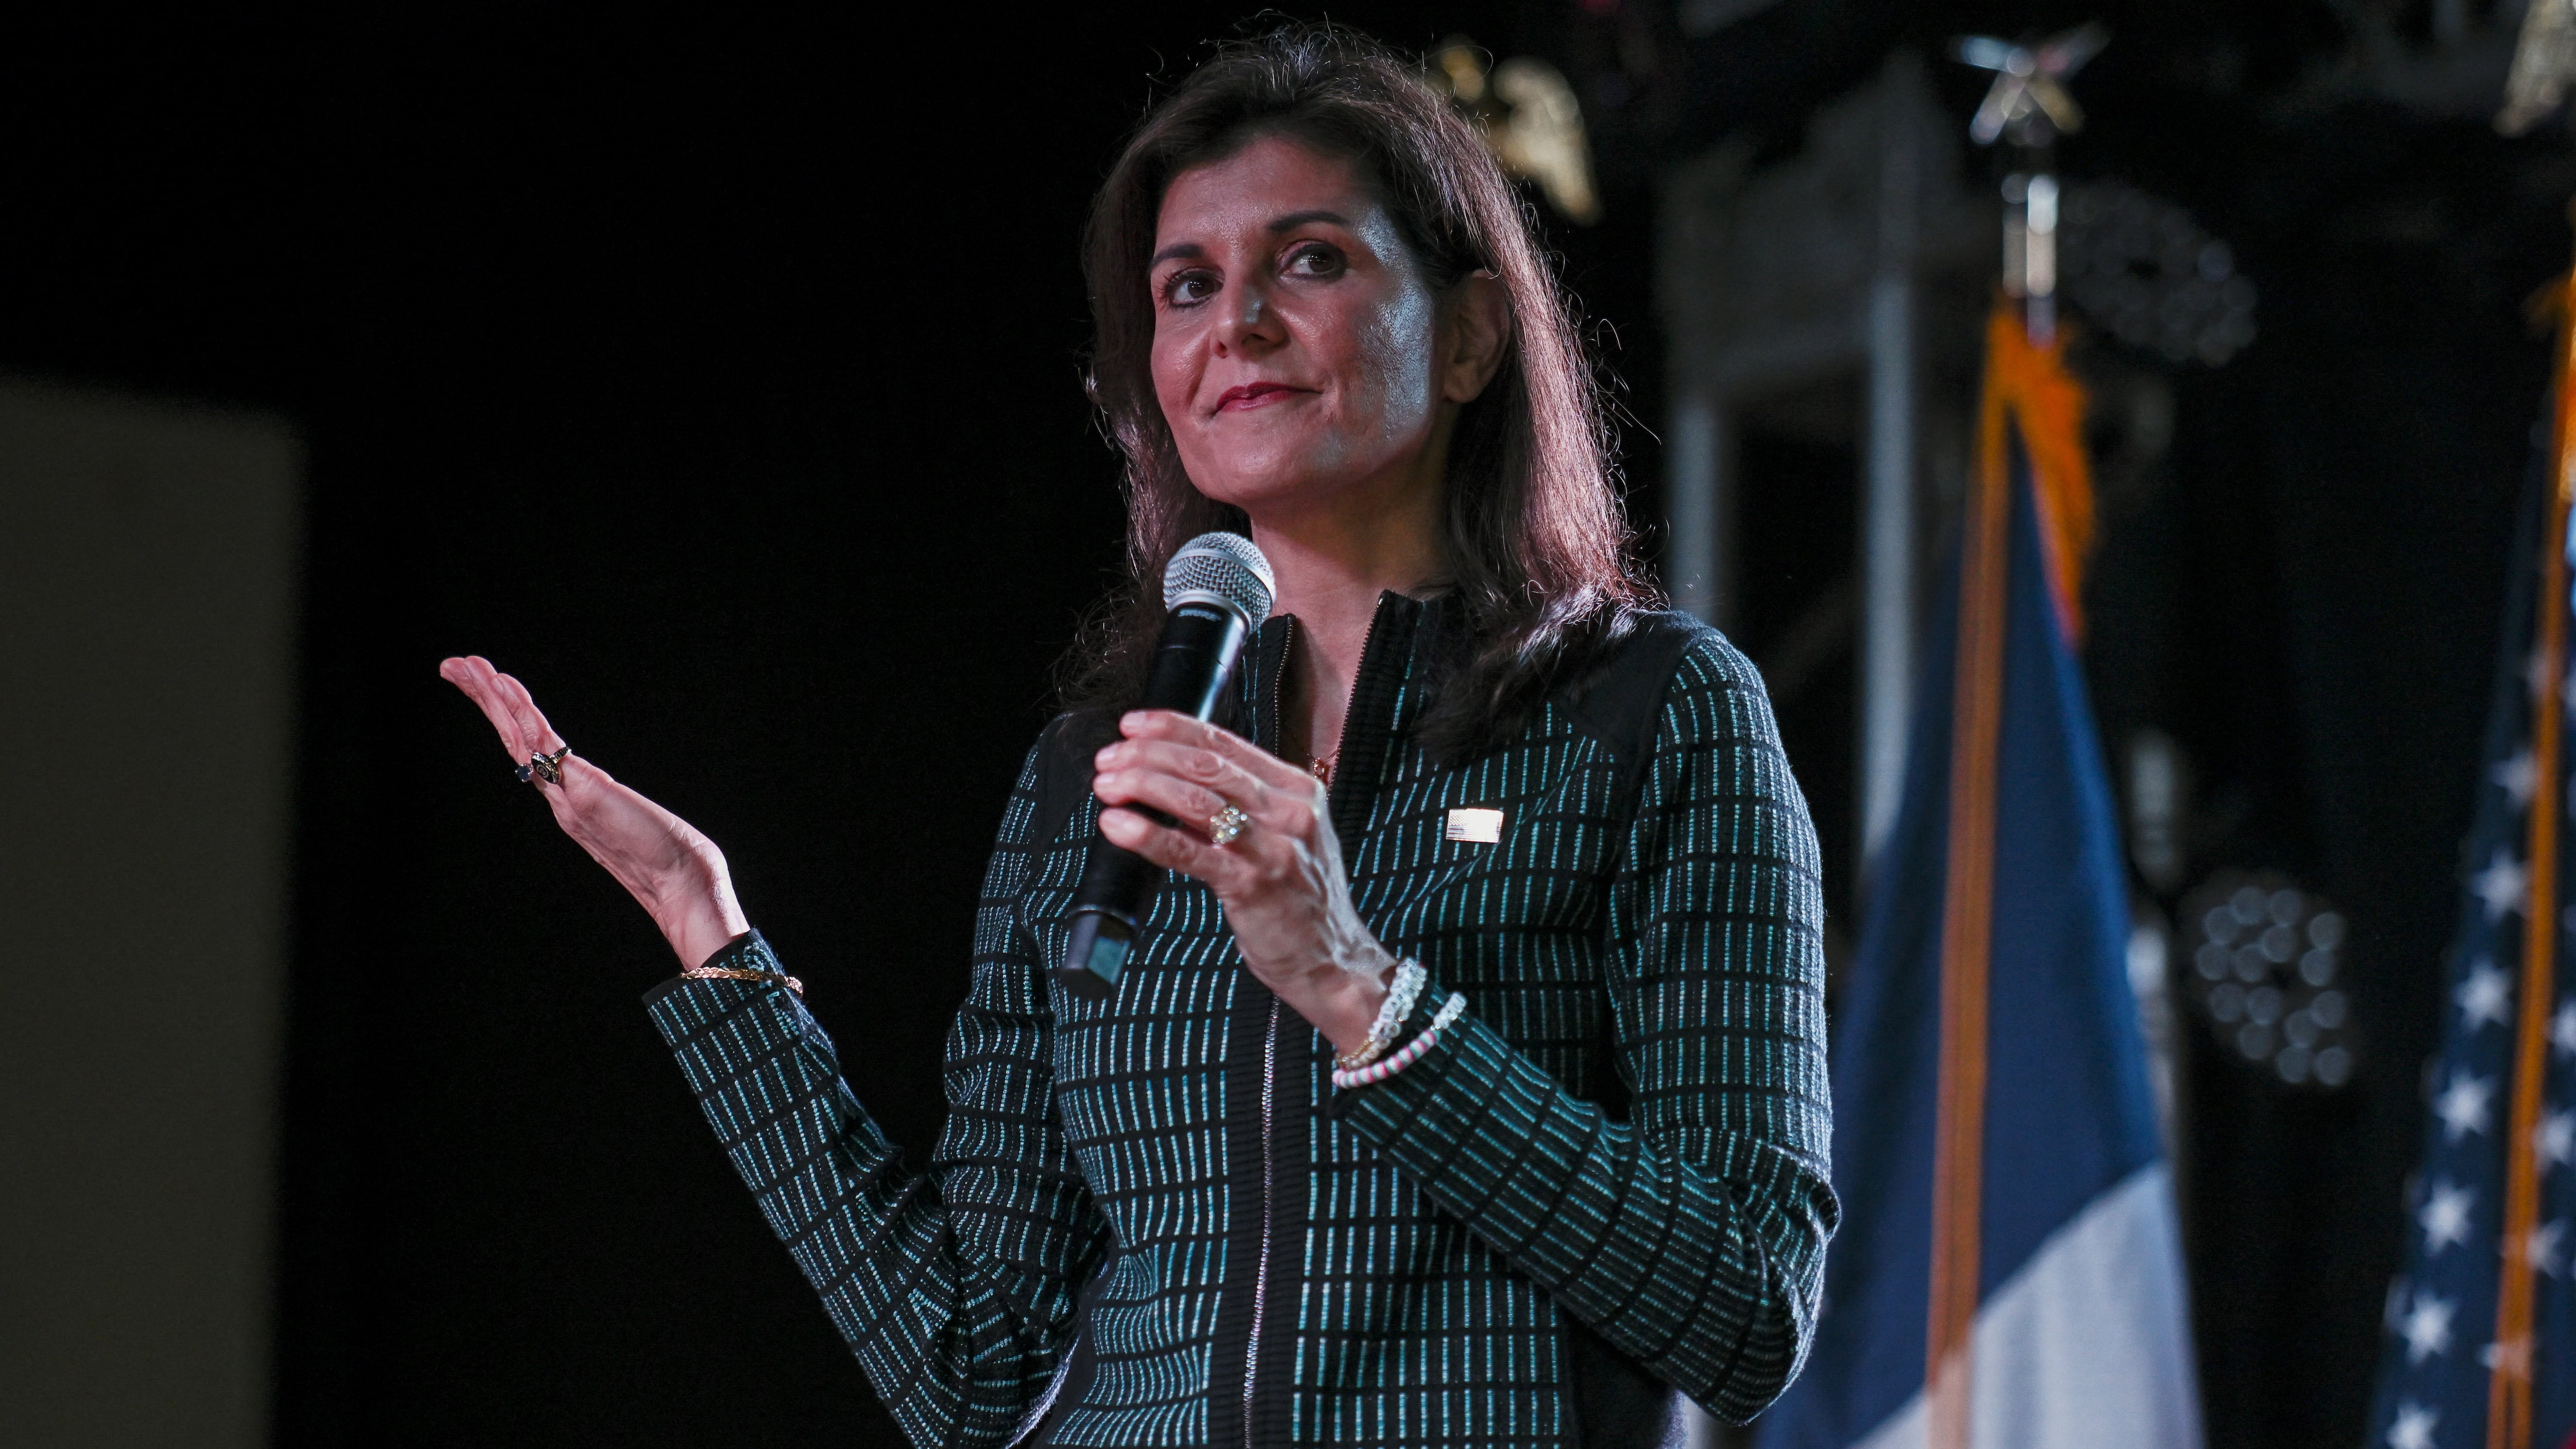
[1148,134,1464,526]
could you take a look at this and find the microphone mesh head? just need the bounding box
[1162,531,1276,626]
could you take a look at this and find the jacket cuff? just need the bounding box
[1325,980,1483,1124]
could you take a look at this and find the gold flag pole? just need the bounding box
[1925,319,2009,1449]
[1930,29,2106,1449]
[2482,13,2576,1437]
[2486,223,2576,1449]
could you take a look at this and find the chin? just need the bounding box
[1186,449,1350,516]
[1191,474,1321,518]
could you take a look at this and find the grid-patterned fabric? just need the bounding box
[646,596,1835,1448]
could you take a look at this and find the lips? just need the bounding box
[1214,381,1308,412]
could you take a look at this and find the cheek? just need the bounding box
[1149,327,1196,423]
[1342,289,1440,439]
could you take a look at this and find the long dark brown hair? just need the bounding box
[1062,24,1651,754]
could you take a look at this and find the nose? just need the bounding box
[1213,275,1284,356]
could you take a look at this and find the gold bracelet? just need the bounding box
[680,965,804,996]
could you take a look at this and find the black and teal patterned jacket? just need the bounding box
[646,593,1835,1447]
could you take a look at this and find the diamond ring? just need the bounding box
[1207,804,1249,847]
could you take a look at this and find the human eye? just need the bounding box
[1282,242,1346,279]
[1159,267,1219,308]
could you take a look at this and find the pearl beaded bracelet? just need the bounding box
[1333,993,1465,1090]
[1334,959,1427,1071]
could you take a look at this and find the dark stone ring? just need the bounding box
[519,745,570,786]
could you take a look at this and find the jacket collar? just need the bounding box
[1239,591,1448,840]
[1240,590,1444,750]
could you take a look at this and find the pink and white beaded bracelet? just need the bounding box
[1332,992,1466,1090]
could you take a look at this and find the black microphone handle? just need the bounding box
[1055,603,1249,998]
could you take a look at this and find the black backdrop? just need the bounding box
[258,12,1598,1444]
[0,7,1628,1444]
[11,5,2574,1447]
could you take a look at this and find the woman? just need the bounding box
[443,28,1832,1448]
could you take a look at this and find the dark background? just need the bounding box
[3,3,2563,1445]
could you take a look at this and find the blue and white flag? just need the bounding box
[2363,448,2576,1449]
[1758,310,2201,1449]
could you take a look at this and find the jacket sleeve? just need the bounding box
[1329,635,1838,1423]
[644,727,1109,1448]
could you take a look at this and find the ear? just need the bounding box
[1438,271,1513,406]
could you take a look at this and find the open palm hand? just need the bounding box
[439,654,748,968]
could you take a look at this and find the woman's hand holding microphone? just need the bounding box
[1088,709,1393,1058]
[439,655,748,970]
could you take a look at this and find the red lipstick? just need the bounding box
[1215,382,1304,411]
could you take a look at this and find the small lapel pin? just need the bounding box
[1446,807,1504,844]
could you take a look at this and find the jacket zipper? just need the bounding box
[1244,996,1280,1448]
[1240,602,1384,1448]
[1242,616,1293,1449]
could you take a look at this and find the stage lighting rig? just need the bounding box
[2179,872,2357,1088]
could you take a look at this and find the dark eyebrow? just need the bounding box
[1150,211,1355,267]
[1268,209,1352,232]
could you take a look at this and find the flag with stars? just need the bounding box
[2365,451,2576,1449]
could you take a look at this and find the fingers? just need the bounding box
[1097,763,1236,830]
[1095,712,1337,898]
[1103,713,1327,830]
[1092,758,1231,828]
[486,668,567,755]
[1118,711,1312,792]
[439,655,530,760]
[1093,737,1282,819]
[438,656,571,787]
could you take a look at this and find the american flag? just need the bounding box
[2366,452,2576,1449]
